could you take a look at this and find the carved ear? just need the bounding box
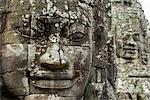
[116,41,124,57]
[0,13,7,33]
[0,0,7,33]
[0,73,3,87]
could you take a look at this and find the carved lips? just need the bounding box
[30,70,76,80]
[122,45,138,59]
[30,70,80,89]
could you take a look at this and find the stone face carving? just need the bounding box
[0,0,116,99]
[113,10,140,64]
[112,0,150,99]
[116,32,139,61]
[1,0,149,100]
[0,0,105,100]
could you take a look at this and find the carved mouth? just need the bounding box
[122,50,138,59]
[123,47,137,51]
[30,70,80,89]
[123,46,137,55]
[40,63,69,70]
[30,71,77,80]
[124,50,137,54]
[123,45,137,50]
[30,79,78,89]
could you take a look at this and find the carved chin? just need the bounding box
[117,49,138,59]
[30,79,78,89]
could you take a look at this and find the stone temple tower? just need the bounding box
[111,0,150,99]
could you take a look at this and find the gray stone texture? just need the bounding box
[0,0,149,100]
[112,0,150,99]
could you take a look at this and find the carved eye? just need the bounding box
[132,34,139,41]
[123,34,130,41]
[15,22,31,38]
[70,32,85,42]
[36,19,45,33]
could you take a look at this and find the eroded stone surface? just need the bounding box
[0,0,112,100]
[2,71,29,96]
[1,44,27,73]
[1,0,149,100]
[112,0,150,99]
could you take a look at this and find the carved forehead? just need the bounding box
[43,0,91,13]
[39,0,92,26]
[50,0,92,8]
[51,0,78,7]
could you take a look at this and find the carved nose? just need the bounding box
[127,35,136,46]
[39,44,68,69]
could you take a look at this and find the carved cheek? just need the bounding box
[63,46,90,70]
[116,40,124,57]
[5,44,25,56]
[1,44,27,73]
